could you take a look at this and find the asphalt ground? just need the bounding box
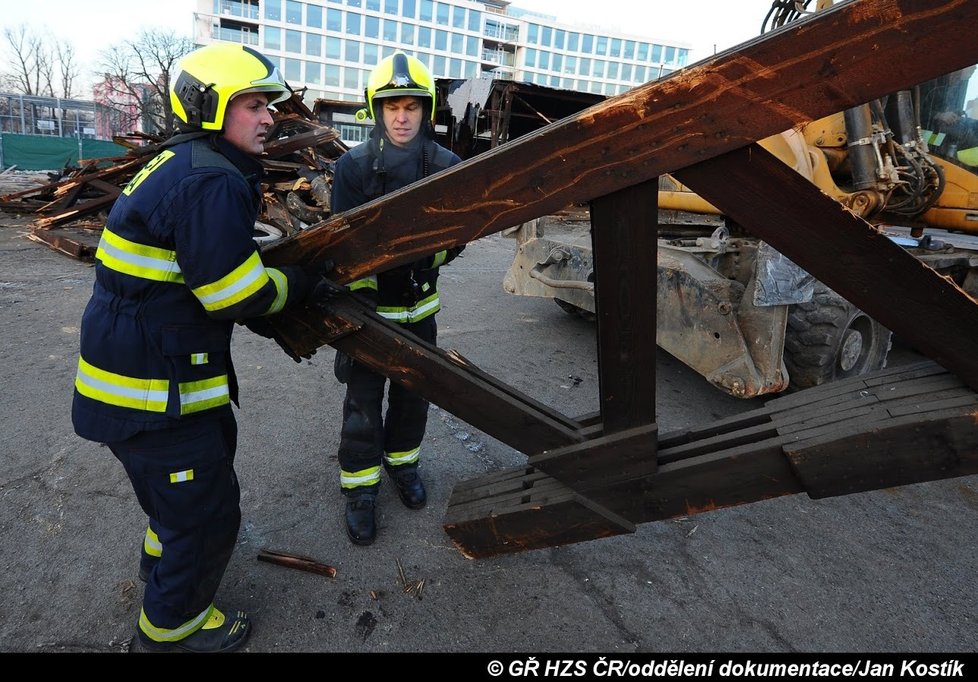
[1,215,976,655]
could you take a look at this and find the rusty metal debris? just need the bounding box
[0,91,347,262]
[257,548,337,578]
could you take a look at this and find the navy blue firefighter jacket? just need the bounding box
[72,135,307,443]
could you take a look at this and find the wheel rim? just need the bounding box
[838,315,873,374]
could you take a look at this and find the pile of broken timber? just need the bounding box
[444,360,978,558]
[0,92,347,261]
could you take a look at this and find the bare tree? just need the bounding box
[96,29,194,138]
[2,25,53,96]
[56,43,79,100]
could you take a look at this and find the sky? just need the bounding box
[0,0,778,87]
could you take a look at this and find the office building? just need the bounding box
[193,0,691,107]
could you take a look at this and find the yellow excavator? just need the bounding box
[503,0,978,397]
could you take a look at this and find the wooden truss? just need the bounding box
[263,0,978,557]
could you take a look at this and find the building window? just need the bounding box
[452,5,465,29]
[564,55,576,74]
[623,40,635,60]
[265,0,281,21]
[465,61,477,78]
[327,8,342,31]
[285,0,302,23]
[433,54,446,76]
[435,29,447,51]
[338,123,370,143]
[637,43,649,60]
[401,23,415,45]
[593,59,605,77]
[541,26,552,47]
[524,48,536,68]
[436,2,449,26]
[285,57,301,81]
[610,38,621,58]
[596,36,607,55]
[635,65,647,82]
[306,61,322,85]
[402,0,416,19]
[665,46,676,64]
[551,53,562,73]
[286,29,302,52]
[651,44,662,62]
[384,0,398,14]
[451,58,463,78]
[326,64,340,87]
[420,0,433,22]
[326,36,341,58]
[307,33,321,56]
[418,26,431,47]
[347,0,362,6]
[621,63,632,81]
[578,57,590,76]
[366,0,380,10]
[383,19,397,41]
[363,42,378,64]
[346,39,360,61]
[344,67,359,89]
[365,15,379,38]
[527,24,538,44]
[305,4,322,28]
[581,34,593,53]
[554,29,565,51]
[451,32,462,54]
[265,26,282,50]
[567,32,579,53]
[466,35,478,57]
[678,48,689,66]
[606,61,619,80]
[468,10,480,32]
[347,12,361,35]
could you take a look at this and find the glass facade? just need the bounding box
[198,0,691,103]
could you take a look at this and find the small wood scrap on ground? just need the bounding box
[256,548,337,578]
[395,558,425,600]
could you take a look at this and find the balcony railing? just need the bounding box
[217,0,259,20]
[484,24,519,42]
[212,26,259,45]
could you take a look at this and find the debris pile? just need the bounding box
[0,92,347,261]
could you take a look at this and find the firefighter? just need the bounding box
[72,43,320,653]
[331,51,463,546]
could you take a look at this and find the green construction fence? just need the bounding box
[0,133,128,171]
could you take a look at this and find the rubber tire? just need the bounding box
[554,298,596,322]
[784,284,892,389]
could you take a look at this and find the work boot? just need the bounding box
[390,468,426,510]
[345,493,377,545]
[137,607,251,653]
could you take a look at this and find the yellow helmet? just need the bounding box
[170,44,291,131]
[364,51,436,122]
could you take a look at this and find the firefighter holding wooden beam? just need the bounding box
[71,44,328,653]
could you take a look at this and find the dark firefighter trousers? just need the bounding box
[109,413,240,632]
[336,316,436,495]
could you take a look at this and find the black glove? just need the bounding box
[241,317,315,364]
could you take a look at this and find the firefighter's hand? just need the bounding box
[241,317,315,363]
[306,276,346,313]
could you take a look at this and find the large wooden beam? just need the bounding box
[673,143,978,392]
[590,179,658,435]
[264,0,978,358]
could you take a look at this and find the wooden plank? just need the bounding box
[263,0,978,356]
[528,424,658,494]
[785,407,978,498]
[444,489,636,559]
[657,408,774,450]
[657,420,780,464]
[590,179,658,435]
[675,145,978,393]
